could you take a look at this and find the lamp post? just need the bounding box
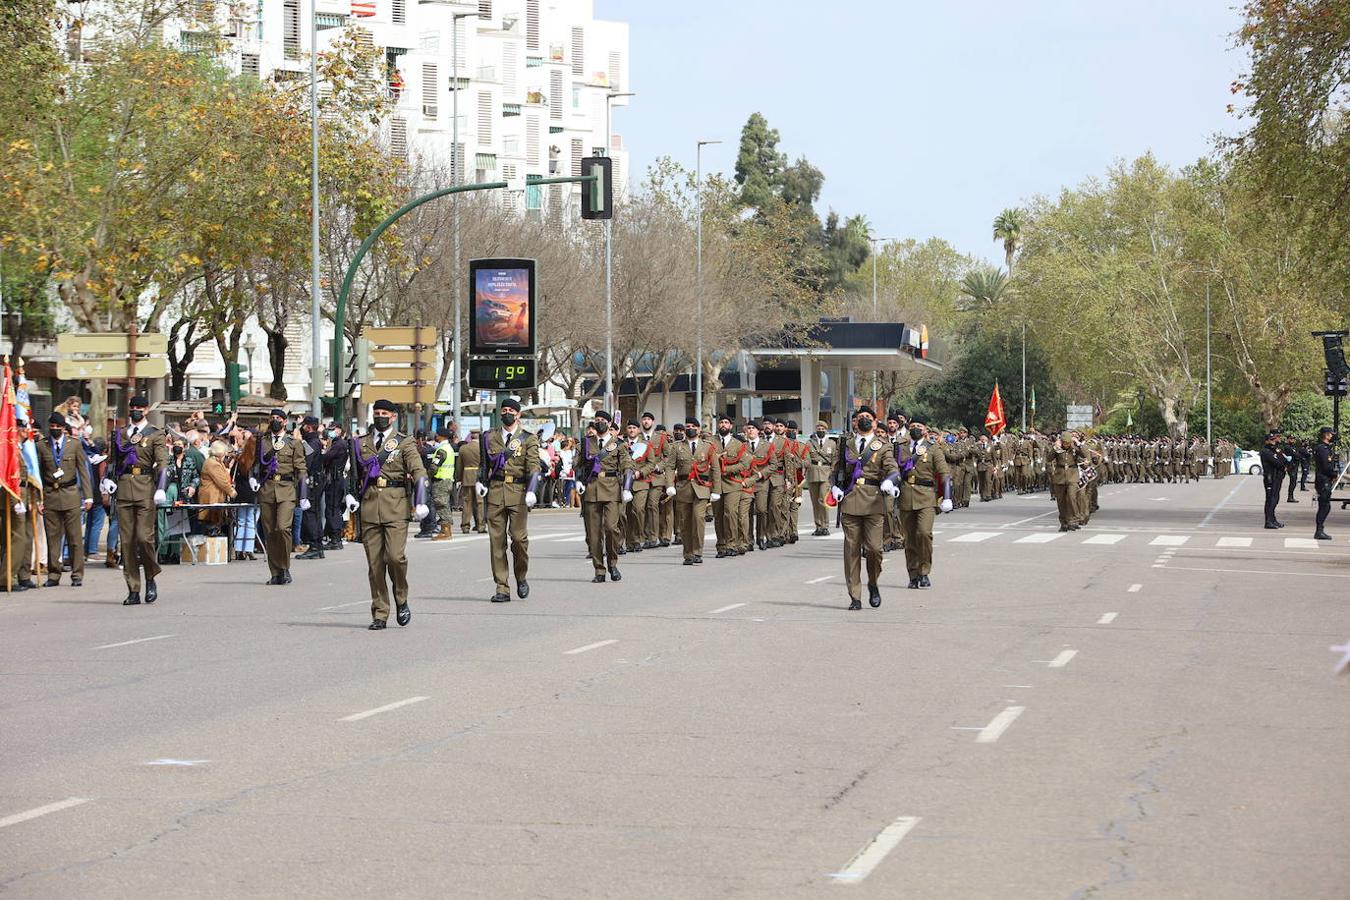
[695,138,721,423]
[868,236,894,407]
[243,336,257,396]
[450,9,476,430]
[602,91,634,413]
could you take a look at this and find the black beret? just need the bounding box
[717,412,734,423]
[500,397,521,412]
[654,424,667,432]
[129,395,149,408]
[302,415,319,427]
[787,420,798,430]
[856,405,875,418]
[372,399,398,414]
[684,416,701,427]
[270,408,286,417]
[49,412,67,426]
[593,409,612,421]
[673,423,686,431]
[641,410,656,420]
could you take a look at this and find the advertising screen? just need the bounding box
[469,258,536,356]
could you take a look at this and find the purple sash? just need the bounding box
[839,440,866,496]
[261,438,280,479]
[482,430,509,481]
[113,429,141,478]
[353,438,382,494]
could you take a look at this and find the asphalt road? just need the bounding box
[2,475,1347,898]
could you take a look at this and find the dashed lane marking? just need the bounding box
[1285,537,1321,549]
[805,574,834,584]
[1149,535,1190,546]
[825,815,922,884]
[564,639,619,655]
[1014,532,1063,544]
[975,706,1025,743]
[1082,533,1127,545]
[339,696,429,722]
[1216,536,1253,548]
[94,634,175,650]
[0,797,91,830]
[949,531,1000,543]
[708,603,746,614]
[1047,650,1078,668]
[1128,584,1142,592]
[1097,613,1118,624]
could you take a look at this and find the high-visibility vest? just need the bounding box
[432,442,456,480]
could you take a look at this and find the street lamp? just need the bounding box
[243,336,257,396]
[602,91,634,413]
[868,236,895,407]
[308,2,345,419]
[450,9,476,429]
[695,139,721,423]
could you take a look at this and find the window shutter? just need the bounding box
[390,117,408,159]
[478,0,492,18]
[549,70,562,120]
[570,27,584,76]
[526,0,539,50]
[502,42,518,98]
[526,113,540,164]
[392,0,405,24]
[570,138,582,176]
[608,50,621,91]
[241,53,260,78]
[421,62,438,119]
[283,0,300,59]
[477,91,492,144]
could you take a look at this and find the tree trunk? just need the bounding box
[266,329,289,401]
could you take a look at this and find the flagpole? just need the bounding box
[4,502,10,593]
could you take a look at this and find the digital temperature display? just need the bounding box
[468,357,536,390]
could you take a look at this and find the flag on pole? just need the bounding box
[1126,409,1133,428]
[0,360,22,501]
[985,382,1007,436]
[1029,385,1037,427]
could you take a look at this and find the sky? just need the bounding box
[598,0,1247,267]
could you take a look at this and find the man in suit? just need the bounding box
[343,398,429,629]
[476,398,540,602]
[37,412,93,587]
[830,405,901,609]
[671,416,721,565]
[103,395,169,605]
[252,408,308,585]
[805,421,836,536]
[577,410,633,582]
[896,418,952,589]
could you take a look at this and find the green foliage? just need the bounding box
[1278,390,1334,441]
[733,113,786,211]
[910,327,1061,432]
[820,213,870,294]
[991,208,1024,273]
[1186,401,1264,449]
[959,267,1009,312]
[781,156,823,210]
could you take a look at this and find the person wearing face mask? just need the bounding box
[896,418,952,589]
[671,416,721,565]
[473,398,540,602]
[321,424,350,549]
[805,420,837,536]
[105,396,170,605]
[829,406,901,610]
[251,408,308,585]
[575,410,634,582]
[711,413,750,557]
[37,413,93,587]
[346,399,430,627]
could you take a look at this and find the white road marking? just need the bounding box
[144,759,210,767]
[976,706,1025,743]
[564,639,618,655]
[557,535,589,542]
[1000,509,1058,528]
[1003,684,1034,688]
[1013,532,1062,544]
[1128,583,1142,592]
[708,603,746,614]
[1165,565,1350,579]
[1047,650,1078,668]
[1150,535,1190,546]
[1198,476,1248,528]
[533,532,584,541]
[317,600,367,611]
[339,696,429,722]
[825,815,922,883]
[431,535,490,546]
[1097,612,1118,624]
[805,574,834,584]
[949,531,1000,543]
[1285,538,1321,549]
[0,797,91,830]
[1216,536,1253,548]
[94,634,174,650]
[1082,533,1126,545]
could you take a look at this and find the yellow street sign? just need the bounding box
[57,357,169,380]
[58,333,169,355]
[369,348,419,364]
[363,326,439,347]
[360,384,433,405]
[366,366,428,382]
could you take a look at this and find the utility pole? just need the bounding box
[450,10,476,431]
[1021,321,1027,432]
[695,138,720,422]
[602,92,634,413]
[1205,281,1212,446]
[308,0,322,417]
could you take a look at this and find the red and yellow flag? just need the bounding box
[984,382,1007,436]
[0,361,21,500]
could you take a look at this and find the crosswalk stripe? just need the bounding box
[1285,538,1321,549]
[1082,533,1126,545]
[1014,533,1063,544]
[1149,535,1190,546]
[949,531,1001,543]
[1216,536,1253,548]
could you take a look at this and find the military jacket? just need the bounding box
[578,434,632,503]
[109,423,169,503]
[351,430,426,524]
[805,434,837,483]
[833,431,900,516]
[671,436,722,500]
[37,435,93,512]
[479,428,540,508]
[896,438,950,511]
[256,430,307,504]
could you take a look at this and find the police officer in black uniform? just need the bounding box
[1313,426,1338,540]
[321,424,350,549]
[297,416,326,559]
[1259,431,1286,529]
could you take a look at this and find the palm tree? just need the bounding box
[992,208,1024,274]
[958,267,1009,311]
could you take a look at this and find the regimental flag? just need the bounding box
[1030,385,1037,425]
[985,382,1007,436]
[918,324,929,359]
[0,361,22,501]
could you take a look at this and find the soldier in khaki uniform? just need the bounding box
[896,419,951,589]
[636,412,669,548]
[4,419,41,592]
[457,430,484,533]
[975,433,995,500]
[577,410,633,582]
[475,398,540,602]
[744,421,773,551]
[805,421,836,535]
[37,413,93,587]
[624,420,655,553]
[671,416,721,565]
[829,405,900,610]
[711,413,751,556]
[252,408,309,586]
[782,421,807,543]
[104,396,170,605]
[1049,432,1088,531]
[763,420,789,546]
[344,398,429,629]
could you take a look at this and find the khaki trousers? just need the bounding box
[751,488,769,545]
[841,511,884,601]
[721,489,750,551]
[899,506,936,578]
[116,497,160,592]
[361,518,409,621]
[625,487,649,547]
[641,485,662,543]
[659,492,674,541]
[260,495,295,578]
[808,479,830,529]
[486,498,528,594]
[45,505,84,582]
[677,495,709,560]
[768,480,789,540]
[583,500,621,573]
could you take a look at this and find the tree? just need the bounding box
[992,208,1025,273]
[733,112,786,211]
[911,327,1061,431]
[958,267,1010,312]
[820,213,870,293]
[781,156,823,210]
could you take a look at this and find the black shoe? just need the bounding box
[672,537,682,546]
[1315,530,1332,540]
[908,578,920,589]
[592,573,607,583]
[516,580,529,599]
[867,584,881,608]
[1287,498,1299,503]
[608,567,622,582]
[683,558,696,566]
[123,592,141,605]
[282,571,293,584]
[756,539,767,550]
[715,550,728,559]
[396,603,411,626]
[491,592,512,602]
[919,575,931,588]
[71,577,82,587]
[693,556,703,564]
[1265,523,1280,529]
[643,541,659,549]
[659,539,671,547]
[1276,521,1286,528]
[20,580,37,589]
[144,580,158,603]
[368,619,386,630]
[848,598,862,610]
[267,575,284,584]
[297,549,325,560]
[1059,526,1070,532]
[617,547,627,555]
[44,578,60,587]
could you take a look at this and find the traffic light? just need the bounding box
[580,156,613,220]
[225,362,243,410]
[345,337,371,392]
[1325,369,1348,397]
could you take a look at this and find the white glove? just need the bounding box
[249,477,260,492]
[940,498,953,513]
[621,489,633,503]
[82,498,93,510]
[344,494,360,513]
[880,480,899,497]
[576,482,586,496]
[100,478,117,495]
[475,482,488,498]
[299,498,311,511]
[413,503,429,520]
[709,492,721,502]
[525,491,537,508]
[13,501,25,515]
[665,486,676,497]
[153,489,167,505]
[830,486,844,502]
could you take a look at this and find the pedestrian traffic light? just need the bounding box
[580,156,613,220]
[345,337,371,391]
[225,362,243,410]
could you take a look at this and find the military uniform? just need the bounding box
[1049,437,1088,530]
[713,422,751,555]
[578,417,633,581]
[37,419,93,586]
[805,425,837,535]
[831,420,900,608]
[107,403,169,604]
[897,432,951,587]
[255,415,308,585]
[428,436,456,540]
[763,429,789,545]
[745,432,774,550]
[625,432,658,552]
[3,429,41,591]
[671,422,722,564]
[638,424,671,548]
[457,434,484,533]
[478,411,540,601]
[347,406,428,627]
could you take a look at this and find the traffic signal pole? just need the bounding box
[332,173,598,424]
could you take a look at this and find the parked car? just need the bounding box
[1235,448,1262,475]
